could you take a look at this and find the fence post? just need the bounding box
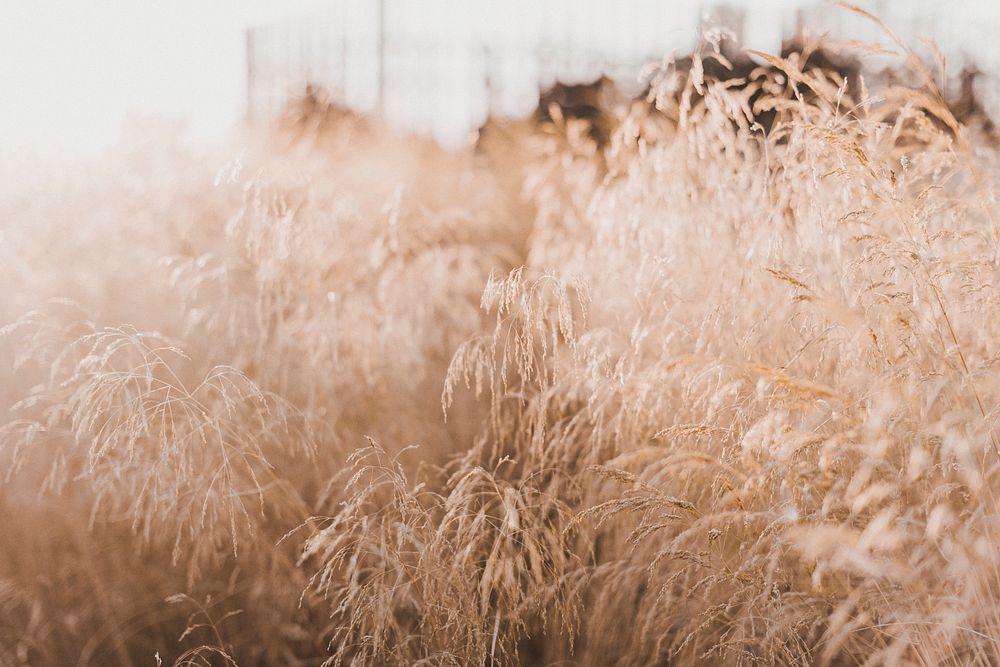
[246,27,255,120]
[377,0,386,116]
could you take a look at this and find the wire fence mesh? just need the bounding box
[246,0,1000,147]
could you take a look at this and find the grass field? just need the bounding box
[3,23,1000,666]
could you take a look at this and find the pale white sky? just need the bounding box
[0,0,326,152]
[0,0,992,153]
[0,0,792,153]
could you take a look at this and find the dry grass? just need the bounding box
[4,15,1000,667]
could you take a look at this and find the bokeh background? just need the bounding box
[4,0,1000,152]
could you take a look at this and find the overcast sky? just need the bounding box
[0,0,789,152]
[0,0,988,153]
[0,0,326,152]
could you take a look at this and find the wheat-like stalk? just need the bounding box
[4,11,1000,666]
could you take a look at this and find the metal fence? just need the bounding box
[246,0,1000,148]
